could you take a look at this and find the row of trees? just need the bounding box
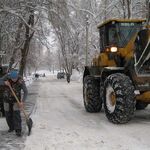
[0,0,149,76]
[0,0,50,76]
[46,0,150,75]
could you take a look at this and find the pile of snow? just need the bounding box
[71,69,83,82]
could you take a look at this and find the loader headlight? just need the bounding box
[110,47,118,52]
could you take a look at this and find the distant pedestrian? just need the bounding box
[35,73,39,80]
[0,66,3,77]
[43,73,46,77]
[66,73,71,83]
[0,70,28,136]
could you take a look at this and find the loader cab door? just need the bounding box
[99,22,117,52]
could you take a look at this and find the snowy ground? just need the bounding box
[24,75,150,150]
[1,74,150,150]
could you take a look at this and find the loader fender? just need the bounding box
[101,67,125,81]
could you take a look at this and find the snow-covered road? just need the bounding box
[24,75,150,150]
[1,75,150,150]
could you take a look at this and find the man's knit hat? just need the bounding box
[9,70,19,79]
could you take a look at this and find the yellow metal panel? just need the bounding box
[136,91,150,102]
[96,53,116,67]
[97,19,146,28]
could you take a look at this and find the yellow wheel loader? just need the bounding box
[83,19,150,123]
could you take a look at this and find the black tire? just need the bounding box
[1,108,5,117]
[104,73,135,124]
[100,81,104,103]
[136,101,148,110]
[83,76,102,112]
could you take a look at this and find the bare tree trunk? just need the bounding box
[58,52,62,71]
[8,22,23,71]
[0,26,3,66]
[104,0,108,20]
[146,0,150,24]
[121,0,126,19]
[19,12,34,76]
[0,56,2,66]
[127,0,131,18]
[19,31,34,76]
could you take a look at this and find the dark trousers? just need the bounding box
[4,103,22,131]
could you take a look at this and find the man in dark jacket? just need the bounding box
[0,70,28,136]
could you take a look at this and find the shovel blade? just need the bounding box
[27,118,33,136]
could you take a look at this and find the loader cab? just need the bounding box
[98,19,145,52]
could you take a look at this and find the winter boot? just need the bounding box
[8,128,14,132]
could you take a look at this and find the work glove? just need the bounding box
[18,101,24,109]
[4,81,11,86]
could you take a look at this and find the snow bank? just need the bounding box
[71,69,83,82]
[35,70,58,76]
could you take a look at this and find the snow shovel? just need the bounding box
[8,85,33,136]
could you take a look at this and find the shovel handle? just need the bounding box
[8,85,28,119]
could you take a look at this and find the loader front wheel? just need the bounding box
[104,73,135,124]
[83,76,102,112]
